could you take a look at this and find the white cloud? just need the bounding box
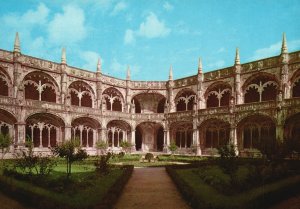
[163,2,174,11]
[208,60,225,69]
[250,39,300,61]
[81,51,101,71]
[124,12,171,44]
[48,5,87,45]
[124,29,135,44]
[110,1,127,15]
[138,13,170,38]
[175,20,201,35]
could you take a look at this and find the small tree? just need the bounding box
[120,141,132,154]
[52,139,88,177]
[217,143,238,182]
[168,142,178,155]
[0,133,13,166]
[96,140,108,155]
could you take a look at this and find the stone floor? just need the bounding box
[114,167,191,209]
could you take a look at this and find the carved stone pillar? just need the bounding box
[64,126,72,141]
[131,130,136,152]
[16,122,26,147]
[230,125,239,155]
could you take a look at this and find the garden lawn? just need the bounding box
[168,166,300,209]
[0,162,133,209]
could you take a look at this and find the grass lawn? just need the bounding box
[0,159,133,209]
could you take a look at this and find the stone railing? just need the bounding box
[0,49,13,62]
[132,81,167,89]
[67,66,96,79]
[17,54,61,72]
[235,100,277,112]
[168,111,193,120]
[25,100,64,111]
[199,106,230,115]
[133,113,165,120]
[283,97,300,107]
[174,75,197,87]
[241,56,279,74]
[69,105,101,115]
[0,96,16,105]
[204,67,233,81]
[102,111,132,119]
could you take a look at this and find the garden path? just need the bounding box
[114,167,191,209]
[0,191,29,209]
[269,194,300,209]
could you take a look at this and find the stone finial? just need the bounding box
[126,65,131,80]
[14,32,21,53]
[198,57,203,74]
[61,48,66,64]
[97,57,101,73]
[235,47,240,65]
[169,64,173,80]
[281,32,288,54]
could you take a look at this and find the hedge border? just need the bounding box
[166,164,300,209]
[0,165,134,209]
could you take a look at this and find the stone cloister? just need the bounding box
[0,32,300,156]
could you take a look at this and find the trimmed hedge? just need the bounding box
[166,165,300,209]
[0,165,133,209]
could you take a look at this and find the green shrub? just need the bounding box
[145,153,154,162]
[120,141,132,153]
[168,142,178,155]
[95,140,108,155]
[94,152,112,175]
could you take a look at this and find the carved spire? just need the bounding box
[14,32,21,53]
[169,64,173,80]
[126,65,131,80]
[198,57,203,74]
[235,47,240,65]
[61,48,66,64]
[281,32,288,54]
[97,57,101,73]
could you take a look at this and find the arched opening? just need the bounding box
[71,117,100,148]
[171,122,193,150]
[0,109,17,143]
[26,113,65,148]
[135,126,142,151]
[23,72,58,103]
[135,122,163,152]
[107,120,130,149]
[292,77,300,98]
[205,83,231,108]
[132,98,141,113]
[175,89,196,112]
[69,81,94,108]
[103,87,124,112]
[157,98,166,113]
[284,113,300,153]
[237,115,275,152]
[0,77,8,96]
[200,119,230,150]
[244,74,278,103]
[207,93,218,108]
[157,127,164,151]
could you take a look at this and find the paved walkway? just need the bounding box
[114,167,191,209]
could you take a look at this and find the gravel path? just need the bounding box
[114,167,191,209]
[0,191,28,209]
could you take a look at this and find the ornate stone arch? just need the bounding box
[175,88,196,111]
[237,114,276,152]
[106,120,132,148]
[131,92,166,113]
[290,69,300,98]
[198,118,230,151]
[102,87,125,112]
[25,113,65,148]
[242,72,279,103]
[0,67,12,97]
[204,81,232,108]
[21,71,59,103]
[71,116,101,148]
[68,80,95,108]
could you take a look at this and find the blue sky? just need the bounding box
[0,0,299,81]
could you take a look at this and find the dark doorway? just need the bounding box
[157,127,164,151]
[135,127,142,151]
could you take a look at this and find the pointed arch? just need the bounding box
[0,68,12,97]
[175,88,196,111]
[68,80,95,108]
[102,87,124,112]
